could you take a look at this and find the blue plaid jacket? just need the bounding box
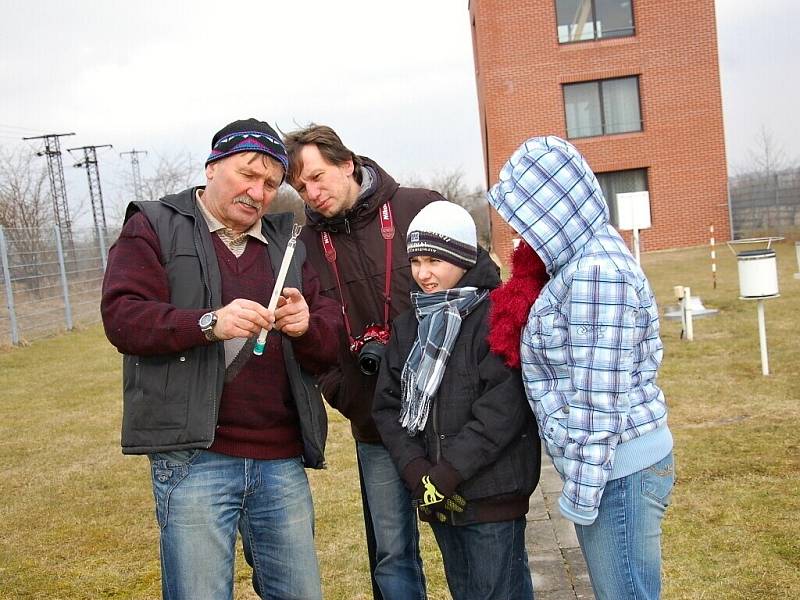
[488,136,671,525]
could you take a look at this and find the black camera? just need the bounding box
[350,324,391,376]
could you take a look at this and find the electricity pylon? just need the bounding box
[23,132,75,240]
[120,149,148,202]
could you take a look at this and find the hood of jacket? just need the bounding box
[303,156,400,234]
[487,136,609,277]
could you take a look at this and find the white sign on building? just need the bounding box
[615,191,651,264]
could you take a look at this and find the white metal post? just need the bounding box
[54,226,74,331]
[757,300,769,376]
[683,286,694,341]
[710,225,717,289]
[632,227,640,264]
[794,241,800,280]
[97,222,108,271]
[0,226,20,345]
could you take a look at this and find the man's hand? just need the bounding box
[213,298,274,340]
[274,287,309,338]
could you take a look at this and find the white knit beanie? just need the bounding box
[406,201,478,269]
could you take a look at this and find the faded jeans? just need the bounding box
[575,452,675,600]
[148,450,321,600]
[430,517,534,600]
[356,441,427,600]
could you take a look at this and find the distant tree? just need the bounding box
[0,146,51,231]
[141,151,198,202]
[730,125,800,237]
[0,146,53,292]
[735,125,795,179]
[404,169,490,247]
[107,151,199,225]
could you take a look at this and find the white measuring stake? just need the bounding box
[710,225,717,289]
[682,287,694,342]
[253,224,302,356]
[757,300,769,376]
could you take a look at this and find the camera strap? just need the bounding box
[320,201,395,346]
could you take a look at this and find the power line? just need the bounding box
[0,123,46,132]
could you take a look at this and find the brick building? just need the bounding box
[468,0,730,265]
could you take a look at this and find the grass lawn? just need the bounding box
[1,241,798,599]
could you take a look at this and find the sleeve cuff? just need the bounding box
[402,457,433,494]
[175,309,211,346]
[558,495,598,526]
[428,458,464,498]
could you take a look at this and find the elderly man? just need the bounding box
[283,124,444,600]
[101,118,340,600]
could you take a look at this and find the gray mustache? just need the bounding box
[233,195,259,208]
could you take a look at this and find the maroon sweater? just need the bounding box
[102,212,341,459]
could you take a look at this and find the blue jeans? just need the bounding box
[575,452,675,600]
[149,450,322,600]
[356,441,427,600]
[430,517,533,600]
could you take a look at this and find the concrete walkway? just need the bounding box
[526,455,595,599]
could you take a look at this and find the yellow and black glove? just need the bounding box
[414,475,467,522]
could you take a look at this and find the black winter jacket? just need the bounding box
[373,249,541,524]
[300,157,443,442]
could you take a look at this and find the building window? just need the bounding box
[596,168,648,226]
[556,0,634,43]
[563,76,641,138]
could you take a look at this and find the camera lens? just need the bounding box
[358,340,386,376]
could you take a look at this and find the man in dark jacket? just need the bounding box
[101,118,341,600]
[283,124,442,600]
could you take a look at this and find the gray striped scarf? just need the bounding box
[399,286,489,436]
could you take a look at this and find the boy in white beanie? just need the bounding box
[373,201,541,600]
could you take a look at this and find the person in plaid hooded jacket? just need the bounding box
[488,136,674,600]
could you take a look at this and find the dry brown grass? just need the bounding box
[1,240,798,598]
[642,240,800,599]
[0,324,448,599]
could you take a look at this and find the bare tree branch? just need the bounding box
[0,146,51,231]
[403,169,490,246]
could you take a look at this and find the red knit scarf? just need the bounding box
[487,240,549,369]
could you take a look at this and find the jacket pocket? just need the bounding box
[148,451,195,529]
[641,453,675,508]
[127,354,190,430]
[526,308,556,354]
[454,434,537,502]
[164,246,205,308]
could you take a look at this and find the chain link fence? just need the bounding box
[0,225,117,346]
[2,171,798,347]
[729,170,800,239]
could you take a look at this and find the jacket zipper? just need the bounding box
[193,213,219,447]
[433,395,442,463]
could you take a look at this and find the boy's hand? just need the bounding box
[413,474,466,513]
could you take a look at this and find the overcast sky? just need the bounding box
[1,0,797,225]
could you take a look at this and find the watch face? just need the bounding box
[199,312,215,328]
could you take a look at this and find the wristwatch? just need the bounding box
[198,311,219,342]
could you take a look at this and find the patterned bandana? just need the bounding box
[399,286,489,436]
[205,118,288,178]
